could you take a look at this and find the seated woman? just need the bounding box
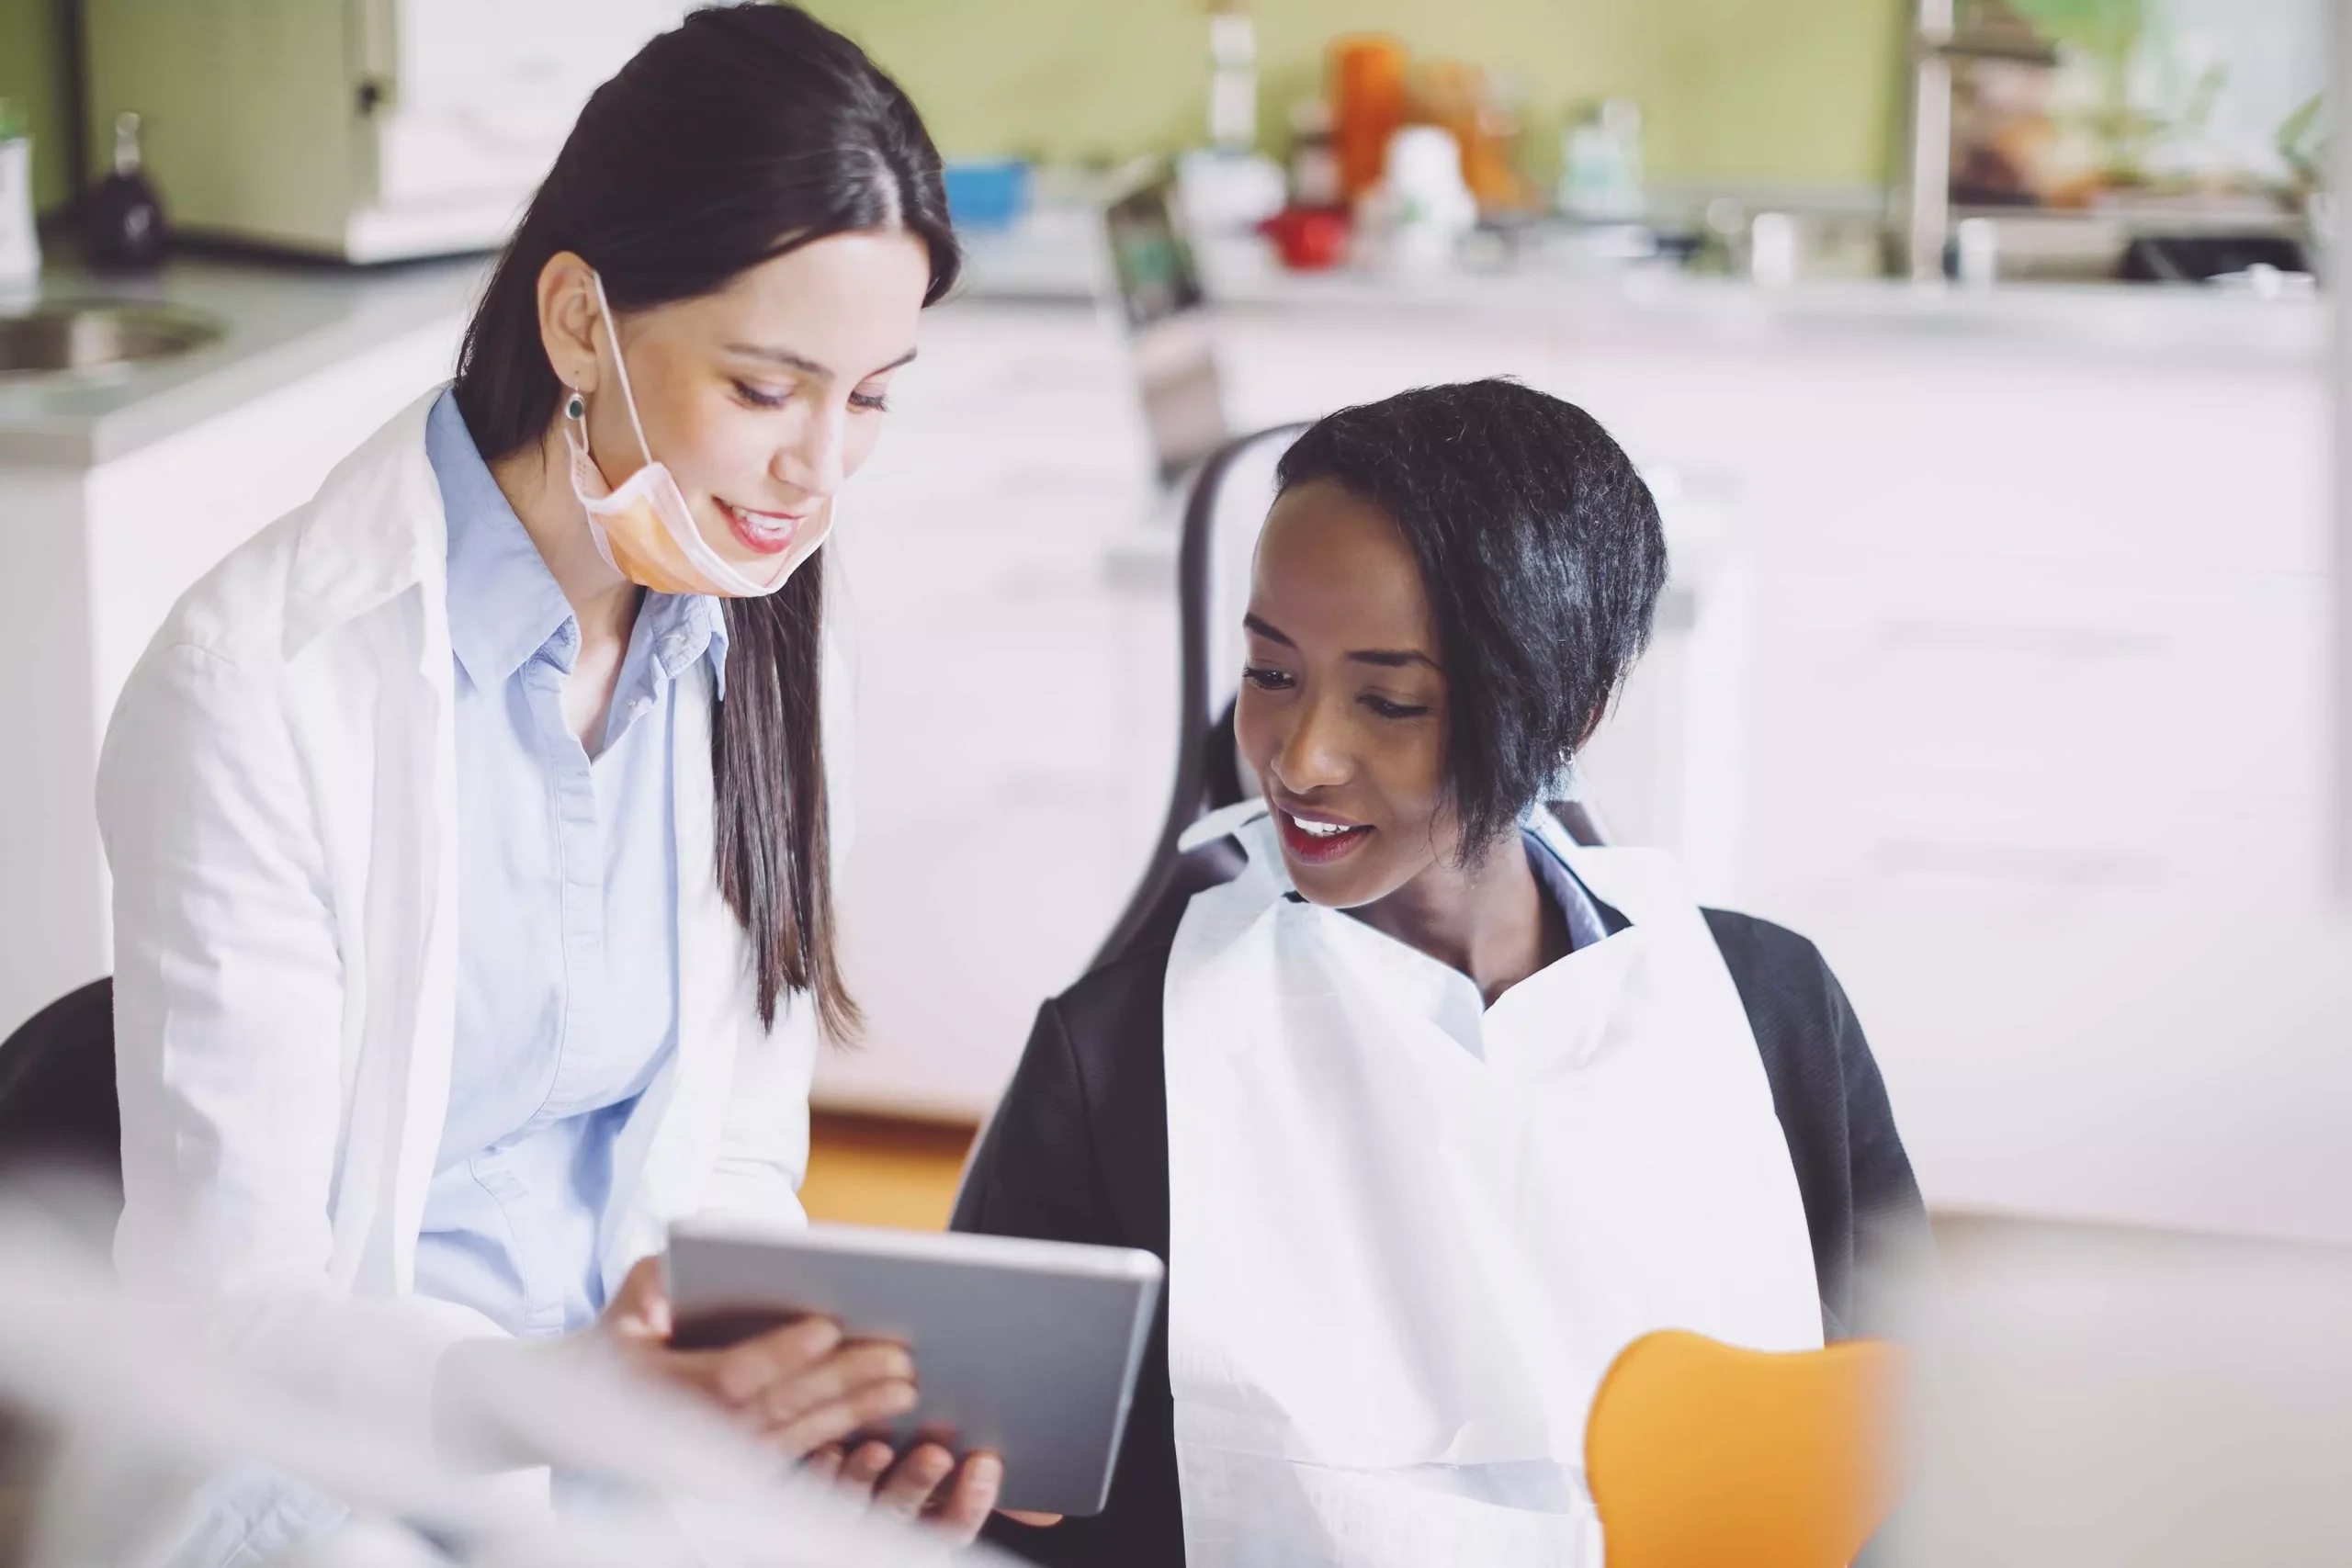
[954,379,1926,1567]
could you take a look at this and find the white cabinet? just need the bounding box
[817,302,1170,1119]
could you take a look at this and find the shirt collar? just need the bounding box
[427,389,729,695]
[638,587,730,701]
[1523,828,1625,952]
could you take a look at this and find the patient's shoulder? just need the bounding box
[1702,907,1864,1080]
[1701,908,1836,991]
[1053,941,1176,1060]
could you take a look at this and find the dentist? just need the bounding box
[96,6,997,1557]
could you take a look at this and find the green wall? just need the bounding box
[0,0,1908,216]
[0,0,69,212]
[798,0,1911,190]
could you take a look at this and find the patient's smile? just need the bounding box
[1277,807,1374,863]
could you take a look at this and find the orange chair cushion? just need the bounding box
[1585,1330,1905,1568]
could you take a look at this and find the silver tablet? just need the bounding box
[665,1219,1164,1517]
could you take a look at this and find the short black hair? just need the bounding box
[1272,378,1668,852]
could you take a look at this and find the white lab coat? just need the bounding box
[96,390,832,1501]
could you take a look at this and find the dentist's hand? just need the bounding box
[598,1255,916,1458]
[597,1257,1007,1541]
[805,1438,1004,1540]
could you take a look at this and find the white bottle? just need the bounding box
[1357,125,1476,276]
[0,100,41,290]
[1206,6,1257,153]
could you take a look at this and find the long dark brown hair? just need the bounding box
[452,4,959,1037]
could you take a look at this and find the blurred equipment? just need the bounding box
[1902,0,2318,283]
[1586,1332,1905,1568]
[1560,98,1645,223]
[1355,125,1476,275]
[1329,35,1408,203]
[2117,231,2310,282]
[0,102,38,290]
[0,981,117,1196]
[82,115,166,273]
[1257,206,1349,271]
[1891,1214,2352,1568]
[1284,97,1343,211]
[942,161,1033,235]
[1204,3,1257,154]
[1172,148,1286,238]
[1418,60,1535,215]
[1103,172,1228,483]
[80,0,692,263]
[1749,211,1803,288]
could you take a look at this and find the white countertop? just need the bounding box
[0,254,487,468]
[3,222,2324,472]
[1209,262,2326,368]
[957,203,2326,369]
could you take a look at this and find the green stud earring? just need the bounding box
[565,391,585,420]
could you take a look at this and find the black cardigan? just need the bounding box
[953,876,1927,1567]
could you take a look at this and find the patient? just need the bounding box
[955,380,1926,1568]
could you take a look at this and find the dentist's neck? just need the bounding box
[489,418,644,750]
[491,416,643,650]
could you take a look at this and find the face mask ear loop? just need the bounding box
[589,268,656,473]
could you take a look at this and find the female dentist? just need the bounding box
[96,6,1001,1556]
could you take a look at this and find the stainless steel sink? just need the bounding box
[0,300,225,375]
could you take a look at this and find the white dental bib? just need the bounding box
[1161,803,1823,1566]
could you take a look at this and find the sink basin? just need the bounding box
[0,300,225,376]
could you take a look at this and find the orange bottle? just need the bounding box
[1330,35,1408,202]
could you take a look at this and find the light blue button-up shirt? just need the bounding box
[415,389,729,1339]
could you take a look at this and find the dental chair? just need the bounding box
[1089,423,1611,973]
[0,979,119,1196]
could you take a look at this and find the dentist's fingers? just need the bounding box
[839,1438,898,1496]
[767,1375,919,1459]
[707,1317,848,1406]
[599,1256,673,1342]
[871,1441,956,1520]
[932,1451,1006,1541]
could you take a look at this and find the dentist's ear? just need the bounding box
[535,249,607,399]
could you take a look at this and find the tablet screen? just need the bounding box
[667,1220,1163,1517]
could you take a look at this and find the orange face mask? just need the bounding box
[565,269,833,598]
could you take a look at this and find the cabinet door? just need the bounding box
[819,303,1168,1119]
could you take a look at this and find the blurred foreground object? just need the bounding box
[0,1182,1010,1567]
[1587,1332,1905,1568]
[1890,1213,2352,1567]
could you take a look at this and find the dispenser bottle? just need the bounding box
[85,112,166,271]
